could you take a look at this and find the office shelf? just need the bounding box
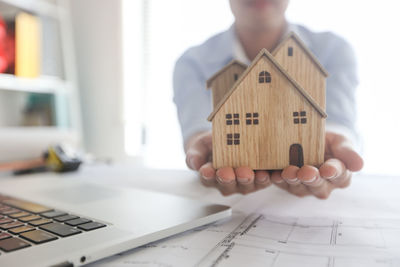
[0,0,61,19]
[0,126,79,162]
[0,0,82,162]
[0,74,69,94]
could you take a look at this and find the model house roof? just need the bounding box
[271,32,329,77]
[206,60,248,88]
[207,48,328,121]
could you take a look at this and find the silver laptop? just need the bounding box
[0,174,231,267]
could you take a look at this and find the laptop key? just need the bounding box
[54,215,79,222]
[0,237,31,252]
[19,215,41,222]
[8,225,35,234]
[0,195,11,201]
[65,218,91,226]
[3,199,53,214]
[41,211,67,218]
[0,206,14,213]
[0,218,14,224]
[0,221,24,230]
[1,208,21,215]
[0,232,11,240]
[9,211,31,219]
[40,223,82,237]
[78,222,106,231]
[20,230,58,244]
[29,219,52,226]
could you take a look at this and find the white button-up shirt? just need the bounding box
[173,23,359,145]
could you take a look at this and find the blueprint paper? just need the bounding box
[86,173,400,267]
[90,212,400,267]
[90,213,400,267]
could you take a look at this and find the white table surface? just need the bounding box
[43,163,398,219]
[2,164,400,266]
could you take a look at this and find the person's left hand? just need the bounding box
[270,131,364,199]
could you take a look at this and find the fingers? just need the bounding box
[186,132,212,170]
[215,167,237,196]
[297,165,321,186]
[281,165,301,185]
[254,170,271,189]
[280,166,310,197]
[200,162,349,199]
[332,144,363,172]
[270,170,289,190]
[235,167,255,194]
[199,162,217,187]
[327,133,364,172]
[263,161,356,199]
[319,159,352,188]
[273,165,333,199]
[216,167,257,195]
[297,166,331,199]
[270,170,285,184]
[193,132,362,199]
[205,166,272,196]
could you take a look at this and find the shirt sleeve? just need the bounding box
[173,54,212,145]
[324,36,359,138]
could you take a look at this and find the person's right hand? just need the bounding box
[185,131,272,195]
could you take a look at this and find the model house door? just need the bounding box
[289,144,304,167]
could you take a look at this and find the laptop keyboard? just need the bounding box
[0,194,106,254]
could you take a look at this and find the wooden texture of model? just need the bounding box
[206,32,328,170]
[272,32,328,109]
[207,60,247,108]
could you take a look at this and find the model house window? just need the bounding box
[234,73,238,81]
[227,133,240,145]
[226,113,239,125]
[293,111,307,124]
[288,47,293,56]
[259,71,271,83]
[246,112,259,125]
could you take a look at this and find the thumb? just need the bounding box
[330,135,363,172]
[186,133,212,170]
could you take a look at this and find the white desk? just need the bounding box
[54,164,400,267]
[6,165,400,266]
[66,164,400,218]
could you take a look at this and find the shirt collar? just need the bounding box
[207,25,237,67]
[233,30,251,64]
[233,23,310,64]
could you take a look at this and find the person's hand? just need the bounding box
[270,132,364,199]
[185,131,272,195]
[186,131,363,198]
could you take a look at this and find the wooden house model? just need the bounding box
[272,32,328,109]
[207,60,247,108]
[206,32,328,170]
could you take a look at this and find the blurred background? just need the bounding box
[0,0,399,176]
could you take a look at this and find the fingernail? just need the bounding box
[216,176,235,184]
[273,179,285,184]
[325,173,337,180]
[285,177,299,184]
[202,175,213,181]
[256,175,268,183]
[302,176,318,185]
[237,177,251,184]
